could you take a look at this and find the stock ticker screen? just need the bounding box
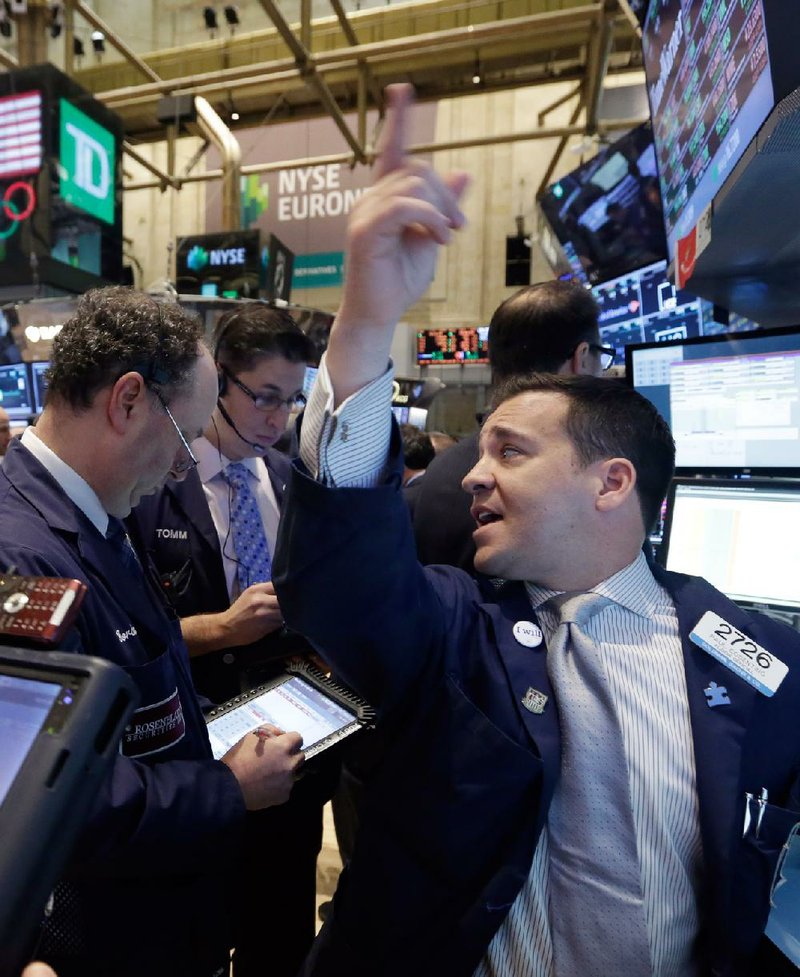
[416,327,489,365]
[643,0,774,256]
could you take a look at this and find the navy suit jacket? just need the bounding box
[131,447,310,703]
[0,439,244,976]
[274,450,800,977]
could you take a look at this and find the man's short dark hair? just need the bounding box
[213,304,315,373]
[488,280,600,380]
[47,288,204,410]
[400,424,435,471]
[490,373,675,534]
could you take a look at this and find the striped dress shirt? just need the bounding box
[300,358,705,977]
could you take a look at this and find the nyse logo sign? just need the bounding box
[59,99,115,225]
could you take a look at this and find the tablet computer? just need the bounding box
[205,659,374,760]
[0,645,138,977]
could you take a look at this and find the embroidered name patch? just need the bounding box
[122,687,186,758]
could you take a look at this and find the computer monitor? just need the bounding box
[391,405,427,431]
[661,477,800,618]
[302,365,318,400]
[30,361,50,414]
[626,325,800,475]
[0,363,34,422]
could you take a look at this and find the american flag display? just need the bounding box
[0,90,42,178]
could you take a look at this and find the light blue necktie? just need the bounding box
[225,462,272,592]
[546,591,651,977]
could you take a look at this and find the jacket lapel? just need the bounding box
[264,448,289,508]
[657,567,761,955]
[479,579,561,828]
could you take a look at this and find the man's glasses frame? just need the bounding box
[220,364,307,413]
[149,386,198,475]
[588,342,617,371]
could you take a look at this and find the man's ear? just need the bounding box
[563,340,591,376]
[595,457,637,513]
[107,372,147,434]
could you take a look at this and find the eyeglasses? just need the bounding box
[149,387,198,475]
[588,343,617,371]
[221,365,307,413]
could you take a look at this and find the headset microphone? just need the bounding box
[216,398,266,453]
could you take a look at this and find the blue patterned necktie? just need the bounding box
[225,461,272,592]
[545,591,651,977]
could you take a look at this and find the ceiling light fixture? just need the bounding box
[472,54,482,85]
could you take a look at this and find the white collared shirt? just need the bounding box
[192,435,281,600]
[21,427,109,536]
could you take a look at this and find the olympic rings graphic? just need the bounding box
[0,181,36,240]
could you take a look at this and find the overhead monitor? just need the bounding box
[661,477,800,617]
[0,64,124,292]
[643,0,775,258]
[538,120,667,285]
[416,327,489,365]
[175,230,262,299]
[30,360,49,413]
[594,259,704,360]
[0,362,33,421]
[626,325,800,475]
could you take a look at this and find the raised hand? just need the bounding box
[328,84,470,402]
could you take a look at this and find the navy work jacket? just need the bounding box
[0,440,245,977]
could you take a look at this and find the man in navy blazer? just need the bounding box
[132,304,331,977]
[273,86,800,977]
[0,288,303,977]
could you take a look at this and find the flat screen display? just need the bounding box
[0,363,33,421]
[662,477,800,614]
[175,230,262,298]
[0,674,61,806]
[642,0,774,257]
[31,360,49,413]
[538,121,667,285]
[416,326,489,365]
[594,260,704,359]
[627,326,800,474]
[206,675,355,761]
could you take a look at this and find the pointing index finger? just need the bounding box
[375,83,414,181]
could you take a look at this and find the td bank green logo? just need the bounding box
[59,99,115,225]
[187,245,209,271]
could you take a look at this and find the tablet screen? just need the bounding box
[0,674,62,804]
[206,675,356,760]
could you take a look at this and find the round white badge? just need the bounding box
[513,621,543,648]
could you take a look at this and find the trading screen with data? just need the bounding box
[416,327,489,365]
[643,0,774,256]
[628,328,800,473]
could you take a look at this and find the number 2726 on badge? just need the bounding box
[690,611,788,697]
